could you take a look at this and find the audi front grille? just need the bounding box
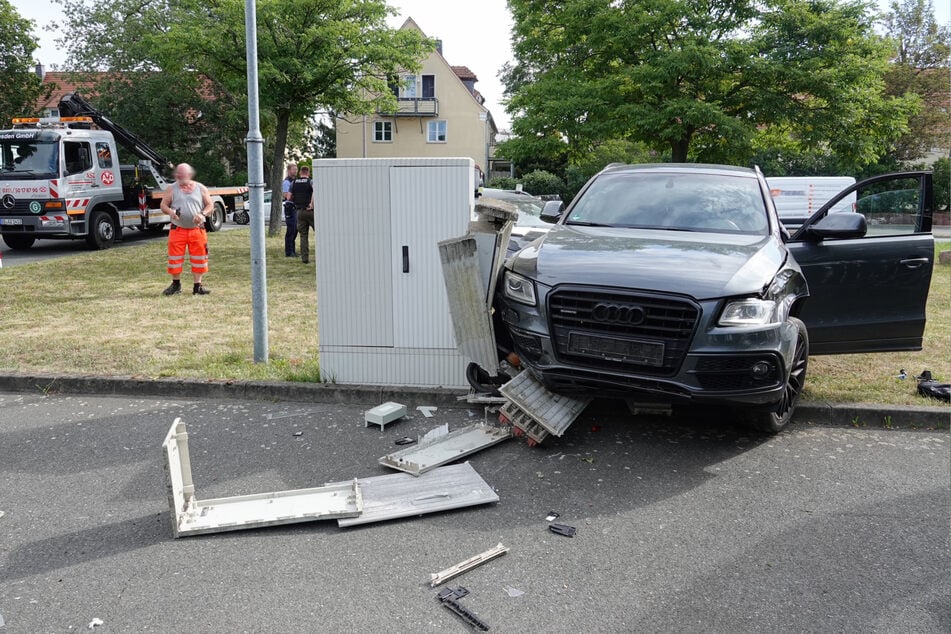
[547,288,700,375]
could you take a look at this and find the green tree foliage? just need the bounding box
[931,157,949,212]
[0,1,51,123]
[520,170,566,198]
[88,73,248,185]
[57,0,431,234]
[503,0,915,167]
[883,0,950,162]
[485,176,518,189]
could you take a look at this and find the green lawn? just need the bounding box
[0,231,948,405]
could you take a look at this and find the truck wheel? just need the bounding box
[86,209,118,250]
[206,202,225,232]
[2,234,35,250]
[743,317,809,434]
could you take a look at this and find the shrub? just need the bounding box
[520,170,566,198]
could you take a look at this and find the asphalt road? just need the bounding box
[0,392,947,632]
[0,222,248,268]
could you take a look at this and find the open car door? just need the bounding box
[787,172,934,355]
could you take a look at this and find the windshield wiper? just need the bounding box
[566,220,613,227]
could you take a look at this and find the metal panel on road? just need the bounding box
[329,462,499,528]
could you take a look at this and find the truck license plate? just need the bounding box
[0,218,22,225]
[568,332,665,366]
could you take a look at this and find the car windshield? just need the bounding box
[0,137,59,180]
[567,171,769,234]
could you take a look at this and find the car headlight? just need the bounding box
[719,299,777,326]
[503,271,537,306]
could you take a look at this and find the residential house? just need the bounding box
[34,67,101,117]
[335,18,498,176]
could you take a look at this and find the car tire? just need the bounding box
[85,209,118,250]
[233,210,250,225]
[206,202,225,232]
[2,234,35,250]
[744,317,809,434]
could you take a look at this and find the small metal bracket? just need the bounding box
[436,586,490,631]
[549,523,576,538]
[430,542,510,587]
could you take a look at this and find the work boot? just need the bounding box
[301,256,309,264]
[193,283,211,295]
[163,280,181,296]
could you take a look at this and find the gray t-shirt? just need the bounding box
[170,182,206,228]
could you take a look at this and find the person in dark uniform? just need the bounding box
[290,165,315,264]
[282,163,298,257]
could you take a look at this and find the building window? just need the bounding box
[373,121,392,143]
[427,120,447,143]
[400,74,417,99]
[422,75,435,100]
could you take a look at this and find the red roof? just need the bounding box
[451,66,478,82]
[38,72,104,109]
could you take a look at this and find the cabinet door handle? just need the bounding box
[402,246,409,273]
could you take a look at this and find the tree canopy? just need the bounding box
[57,0,432,233]
[0,1,50,123]
[883,0,950,162]
[501,0,916,169]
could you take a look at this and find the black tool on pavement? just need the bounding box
[549,523,576,538]
[394,436,416,446]
[436,586,490,631]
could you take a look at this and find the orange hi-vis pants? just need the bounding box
[167,226,208,275]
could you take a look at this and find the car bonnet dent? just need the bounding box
[509,224,786,300]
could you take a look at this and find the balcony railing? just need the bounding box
[379,97,439,117]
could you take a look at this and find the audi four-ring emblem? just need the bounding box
[592,303,646,325]
[1,194,15,209]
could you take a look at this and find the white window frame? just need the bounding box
[400,74,417,99]
[427,120,448,144]
[373,120,393,143]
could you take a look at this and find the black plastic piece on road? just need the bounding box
[394,436,416,446]
[549,523,576,538]
[436,586,489,631]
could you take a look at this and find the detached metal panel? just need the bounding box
[315,157,474,388]
[439,236,499,370]
[328,462,499,528]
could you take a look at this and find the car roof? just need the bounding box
[600,163,758,177]
[481,188,540,200]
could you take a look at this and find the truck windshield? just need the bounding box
[567,171,770,235]
[0,138,59,180]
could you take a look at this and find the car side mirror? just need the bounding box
[540,200,564,223]
[804,213,867,241]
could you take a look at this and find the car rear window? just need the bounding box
[567,172,769,234]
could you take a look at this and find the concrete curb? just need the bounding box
[0,373,467,408]
[0,373,946,429]
[792,401,948,430]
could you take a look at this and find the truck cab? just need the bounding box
[0,116,130,250]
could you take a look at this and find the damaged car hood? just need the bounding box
[510,224,786,300]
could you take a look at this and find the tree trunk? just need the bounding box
[671,137,690,163]
[268,108,292,236]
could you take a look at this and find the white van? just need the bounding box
[767,176,856,223]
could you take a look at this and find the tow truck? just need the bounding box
[0,93,247,250]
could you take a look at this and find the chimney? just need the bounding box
[435,39,443,56]
[35,63,45,80]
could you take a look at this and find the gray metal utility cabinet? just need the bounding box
[315,158,474,388]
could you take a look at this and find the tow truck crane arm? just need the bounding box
[57,92,173,172]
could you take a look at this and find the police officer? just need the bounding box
[290,165,315,264]
[282,163,298,257]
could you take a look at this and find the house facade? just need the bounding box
[335,18,497,175]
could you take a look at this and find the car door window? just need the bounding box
[855,176,922,236]
[63,141,93,176]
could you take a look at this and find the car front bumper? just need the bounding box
[498,287,799,408]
